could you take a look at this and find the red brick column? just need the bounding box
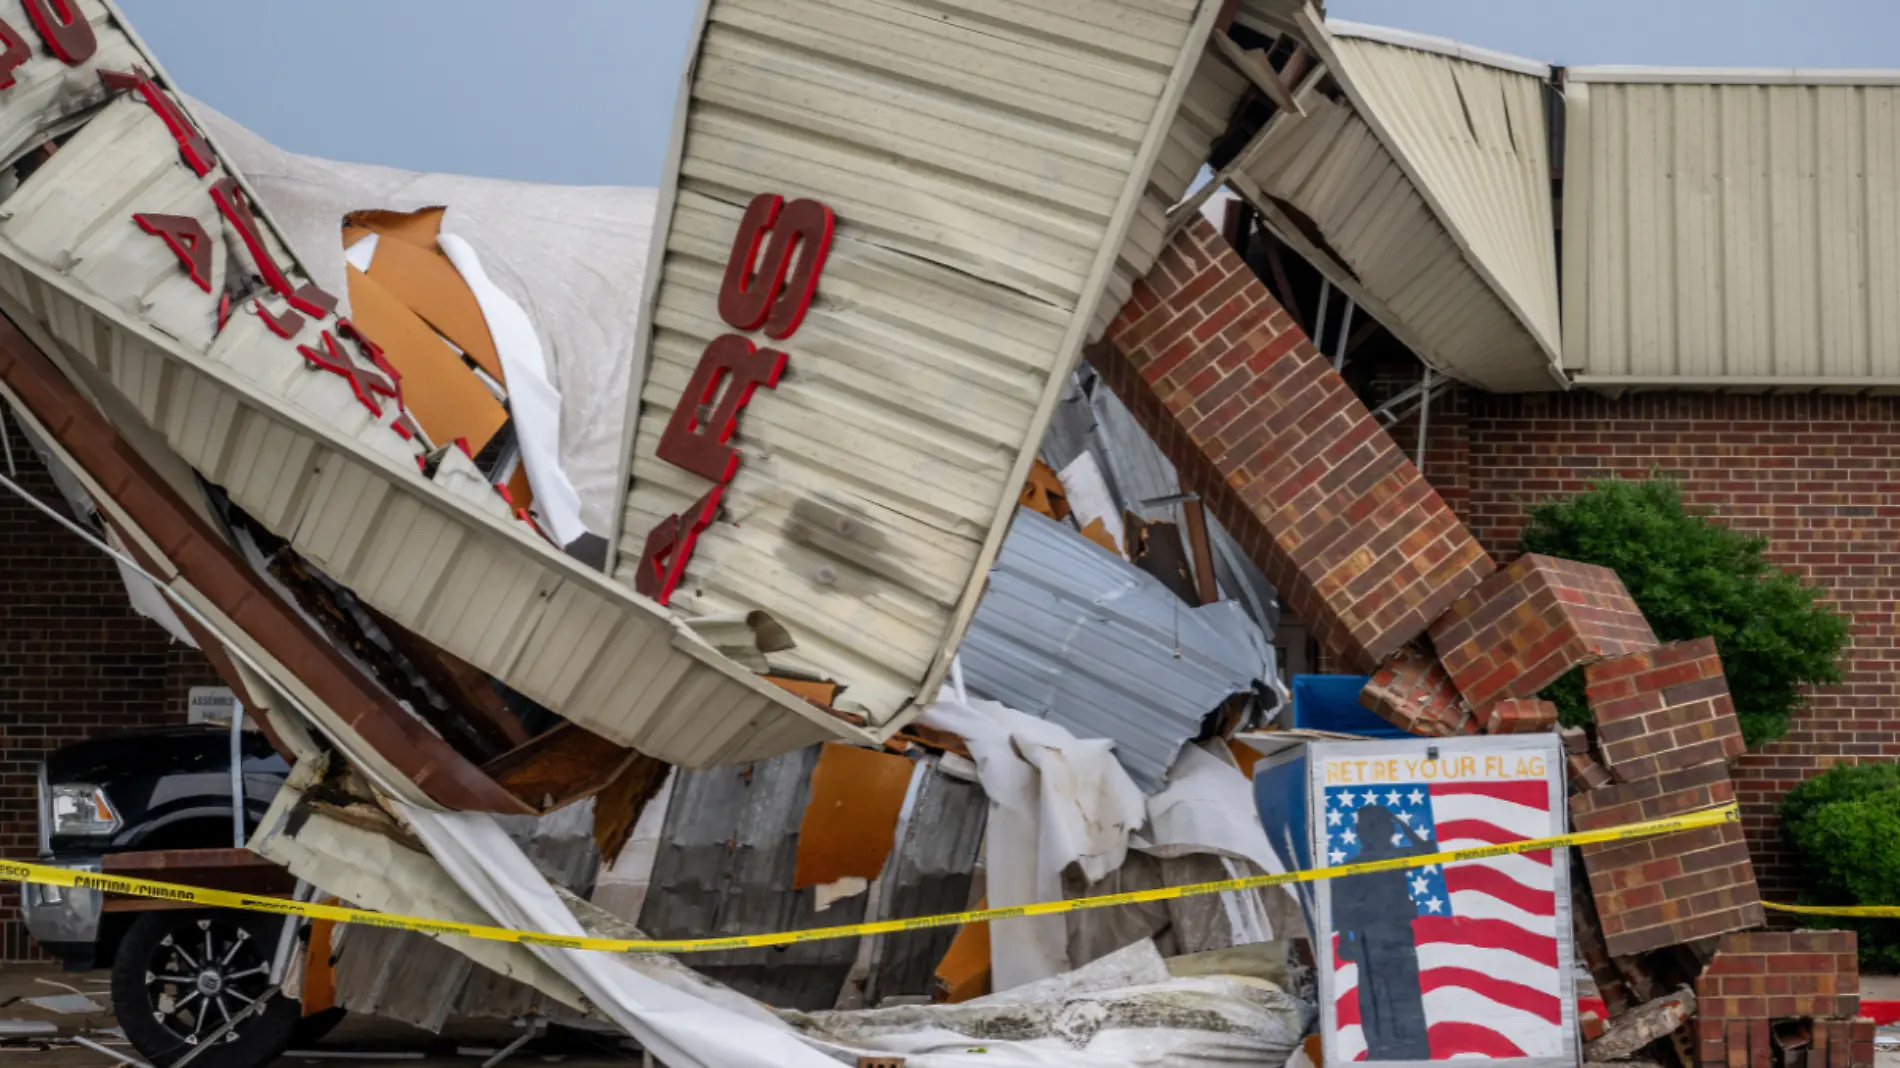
[1091,219,1493,671]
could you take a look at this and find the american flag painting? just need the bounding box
[1321,773,1565,1063]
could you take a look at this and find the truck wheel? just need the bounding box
[110,909,303,1068]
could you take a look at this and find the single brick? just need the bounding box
[1427,553,1657,712]
[1360,645,1475,736]
[1095,219,1494,670]
[1580,1010,1606,1043]
[1485,696,1558,734]
[1569,751,1614,792]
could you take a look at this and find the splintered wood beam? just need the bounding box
[592,750,672,864]
[1181,498,1221,606]
[482,721,640,813]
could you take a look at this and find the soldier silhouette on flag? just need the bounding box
[1334,804,1433,1060]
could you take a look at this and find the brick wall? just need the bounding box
[0,416,214,959]
[1429,389,1900,899]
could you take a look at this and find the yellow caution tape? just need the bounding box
[1763,902,1900,918]
[3,804,1741,955]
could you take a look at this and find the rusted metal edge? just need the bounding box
[0,310,532,814]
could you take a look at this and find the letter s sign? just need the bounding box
[717,193,834,340]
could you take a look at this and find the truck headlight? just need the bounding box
[48,784,121,838]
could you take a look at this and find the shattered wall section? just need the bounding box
[1092,218,1493,671]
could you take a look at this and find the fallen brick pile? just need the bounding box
[1095,218,1875,1068]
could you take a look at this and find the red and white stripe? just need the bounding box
[1331,779,1564,1061]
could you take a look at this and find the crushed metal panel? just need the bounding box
[637,746,868,1011]
[614,0,1228,730]
[1041,369,1282,638]
[865,760,987,1006]
[1229,75,1559,392]
[0,1,869,770]
[959,508,1273,791]
[1321,23,1562,362]
[1563,69,1900,387]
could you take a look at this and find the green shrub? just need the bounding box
[1518,477,1850,747]
[1779,762,1900,971]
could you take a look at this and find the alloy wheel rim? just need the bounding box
[144,917,270,1046]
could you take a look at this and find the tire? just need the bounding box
[111,909,303,1068]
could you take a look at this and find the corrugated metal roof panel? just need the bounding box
[1323,30,1561,358]
[637,747,984,1010]
[1237,15,1562,392]
[1229,74,1561,392]
[1094,42,1251,343]
[615,0,1224,728]
[960,508,1272,791]
[1562,77,1900,387]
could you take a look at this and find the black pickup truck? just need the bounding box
[20,725,340,1067]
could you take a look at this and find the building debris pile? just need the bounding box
[0,2,1887,1068]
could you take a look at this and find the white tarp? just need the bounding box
[188,99,655,539]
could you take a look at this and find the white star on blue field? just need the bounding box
[1325,785,1450,916]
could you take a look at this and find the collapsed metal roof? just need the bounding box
[961,508,1274,792]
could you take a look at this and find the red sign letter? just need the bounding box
[210,177,293,296]
[133,214,212,292]
[0,19,30,89]
[655,334,786,484]
[23,0,94,64]
[297,330,383,417]
[717,194,834,340]
[633,487,723,605]
[102,70,215,177]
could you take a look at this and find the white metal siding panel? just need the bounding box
[618,0,1220,725]
[1566,77,1900,386]
[0,5,875,768]
[1232,85,1558,391]
[1092,42,1249,343]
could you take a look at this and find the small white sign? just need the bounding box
[187,686,237,726]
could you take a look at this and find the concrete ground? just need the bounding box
[0,965,640,1066]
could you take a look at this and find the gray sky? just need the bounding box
[119,0,1900,188]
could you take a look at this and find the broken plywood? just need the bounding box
[793,743,916,891]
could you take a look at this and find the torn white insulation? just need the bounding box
[921,696,1148,991]
[790,940,1312,1067]
[439,233,586,547]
